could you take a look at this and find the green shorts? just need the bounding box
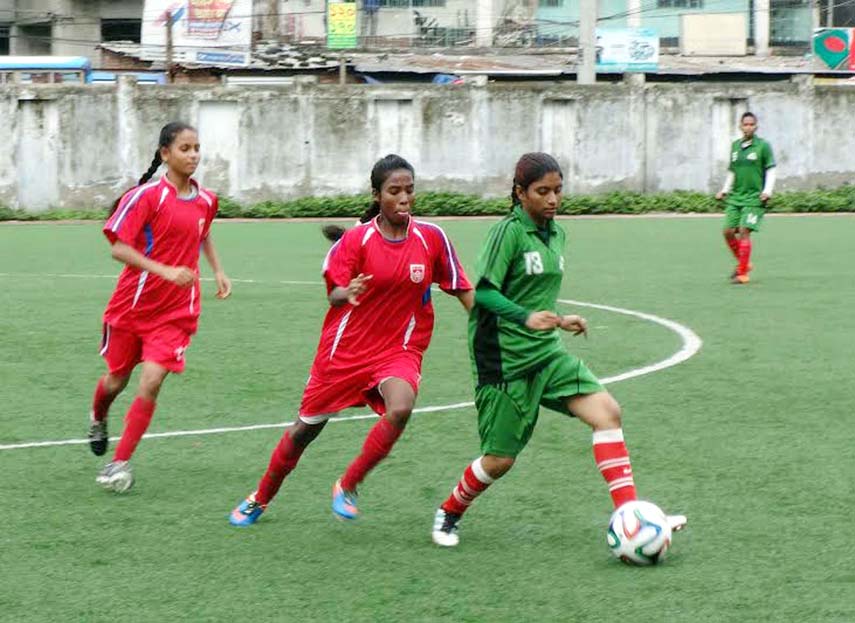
[724,203,764,232]
[475,354,604,458]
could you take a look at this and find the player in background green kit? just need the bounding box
[715,112,776,284]
[431,153,686,547]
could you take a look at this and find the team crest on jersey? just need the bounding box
[410,264,425,283]
[747,152,758,160]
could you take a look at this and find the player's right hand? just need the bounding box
[163,266,196,287]
[525,310,560,331]
[715,191,726,201]
[346,273,373,305]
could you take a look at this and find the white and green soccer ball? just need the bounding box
[607,500,672,566]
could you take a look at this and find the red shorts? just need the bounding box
[298,351,423,423]
[100,323,192,376]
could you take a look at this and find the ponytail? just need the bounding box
[321,154,413,243]
[107,120,195,218]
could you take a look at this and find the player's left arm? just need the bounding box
[201,197,231,299]
[760,141,776,203]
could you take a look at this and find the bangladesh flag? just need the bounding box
[814,28,854,70]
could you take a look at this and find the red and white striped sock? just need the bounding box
[737,238,752,276]
[256,432,305,507]
[91,377,116,422]
[440,457,494,516]
[593,429,637,509]
[113,396,155,462]
[726,238,740,259]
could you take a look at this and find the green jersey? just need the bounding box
[728,136,775,208]
[469,206,567,386]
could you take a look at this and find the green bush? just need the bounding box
[1,186,853,221]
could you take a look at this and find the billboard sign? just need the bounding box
[142,0,252,65]
[595,28,659,73]
[327,1,358,49]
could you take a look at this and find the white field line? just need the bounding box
[0,272,318,286]
[0,293,701,452]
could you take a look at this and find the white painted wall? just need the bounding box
[1,79,853,211]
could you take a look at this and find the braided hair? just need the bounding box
[109,121,196,216]
[322,154,415,242]
[510,152,563,210]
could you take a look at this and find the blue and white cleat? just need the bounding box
[229,492,266,527]
[331,479,359,521]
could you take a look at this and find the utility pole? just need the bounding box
[578,0,596,84]
[165,10,175,84]
[825,0,833,27]
[266,0,280,40]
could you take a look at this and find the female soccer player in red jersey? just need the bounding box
[229,154,473,526]
[89,121,231,493]
[430,153,686,547]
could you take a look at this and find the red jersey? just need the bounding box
[102,176,218,334]
[311,216,472,377]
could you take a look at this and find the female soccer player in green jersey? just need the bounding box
[431,153,686,547]
[715,112,776,284]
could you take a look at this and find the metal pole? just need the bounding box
[578,0,596,84]
[166,10,175,84]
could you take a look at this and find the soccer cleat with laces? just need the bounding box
[431,508,461,547]
[729,263,753,280]
[88,415,109,456]
[667,514,688,532]
[731,274,750,285]
[229,492,266,527]
[331,479,359,521]
[96,460,134,493]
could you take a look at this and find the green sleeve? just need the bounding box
[475,279,529,326]
[477,219,518,290]
[763,141,776,169]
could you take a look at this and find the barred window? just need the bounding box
[0,24,9,55]
[378,0,446,7]
[656,0,705,7]
[540,0,564,6]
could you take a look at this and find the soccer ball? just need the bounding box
[607,500,672,566]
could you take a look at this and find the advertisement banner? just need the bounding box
[328,1,358,49]
[142,0,252,64]
[595,28,659,73]
[813,28,855,71]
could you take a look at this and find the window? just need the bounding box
[656,0,705,7]
[378,0,446,7]
[539,0,564,6]
[101,18,142,43]
[0,24,9,55]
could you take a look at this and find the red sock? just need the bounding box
[339,417,402,492]
[113,396,155,462]
[91,377,117,422]
[255,432,305,506]
[593,429,637,509]
[440,457,494,516]
[726,238,740,259]
[737,238,752,276]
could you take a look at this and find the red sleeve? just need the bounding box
[322,228,362,293]
[201,194,218,241]
[103,185,155,246]
[427,224,472,293]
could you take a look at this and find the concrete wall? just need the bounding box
[1,77,853,211]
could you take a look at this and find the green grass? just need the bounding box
[1,215,854,622]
